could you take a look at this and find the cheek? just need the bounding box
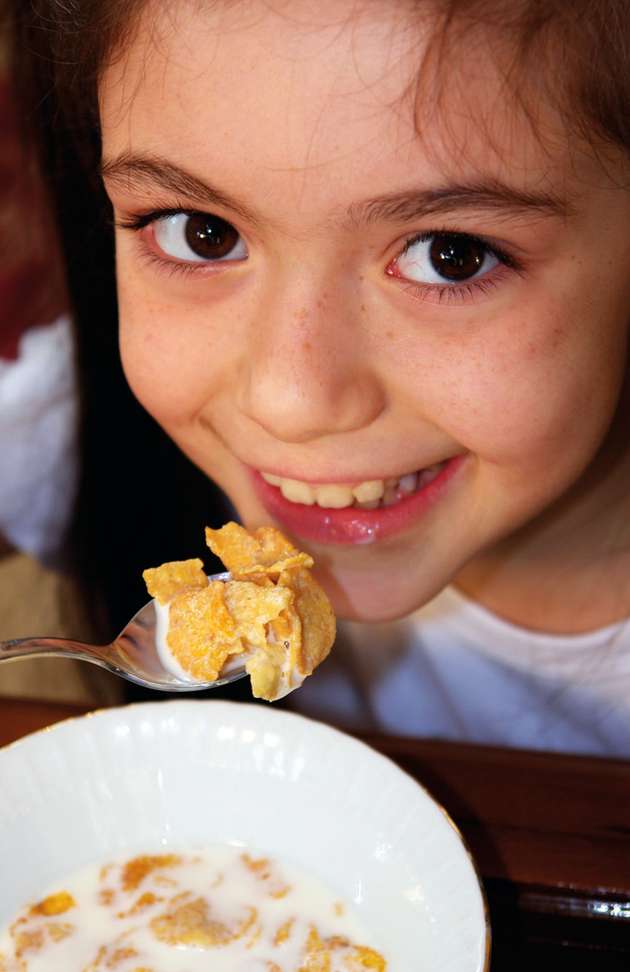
[414,301,626,473]
[117,278,221,429]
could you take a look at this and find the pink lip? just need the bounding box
[249,455,466,545]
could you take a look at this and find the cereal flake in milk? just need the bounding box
[0,846,386,970]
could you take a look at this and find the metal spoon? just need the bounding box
[0,572,247,692]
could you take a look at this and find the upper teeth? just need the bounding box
[261,466,443,509]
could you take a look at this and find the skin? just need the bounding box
[100,0,630,630]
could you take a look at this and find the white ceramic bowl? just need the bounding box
[0,700,489,969]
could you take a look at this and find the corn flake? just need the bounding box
[281,567,335,675]
[150,897,256,947]
[300,927,386,971]
[143,559,208,605]
[205,523,313,578]
[29,892,75,918]
[121,856,183,893]
[144,523,335,700]
[224,581,292,650]
[167,583,243,681]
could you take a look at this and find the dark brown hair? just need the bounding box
[3,0,231,648]
[3,0,629,640]
[12,1,630,162]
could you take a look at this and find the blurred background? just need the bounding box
[0,35,234,707]
[0,43,106,703]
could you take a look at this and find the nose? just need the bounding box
[237,269,385,444]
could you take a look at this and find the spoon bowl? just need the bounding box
[0,572,247,692]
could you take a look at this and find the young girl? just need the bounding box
[10,0,630,753]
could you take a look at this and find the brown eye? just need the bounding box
[153,212,248,263]
[185,213,240,259]
[393,231,500,287]
[429,234,485,281]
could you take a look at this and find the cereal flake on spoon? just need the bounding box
[142,522,335,701]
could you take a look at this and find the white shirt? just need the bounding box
[292,586,630,757]
[0,316,78,564]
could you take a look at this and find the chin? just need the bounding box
[316,563,443,624]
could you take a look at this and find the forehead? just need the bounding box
[99,0,582,211]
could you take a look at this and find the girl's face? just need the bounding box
[101,0,630,621]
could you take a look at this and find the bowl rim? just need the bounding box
[0,698,491,969]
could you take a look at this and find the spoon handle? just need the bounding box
[0,637,101,663]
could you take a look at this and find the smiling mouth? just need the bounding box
[260,464,447,510]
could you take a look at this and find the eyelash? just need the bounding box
[391,230,521,305]
[116,209,523,297]
[116,209,214,279]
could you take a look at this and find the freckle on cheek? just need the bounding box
[551,326,564,350]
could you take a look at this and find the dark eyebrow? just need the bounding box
[101,153,261,227]
[347,180,573,225]
[102,152,572,229]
